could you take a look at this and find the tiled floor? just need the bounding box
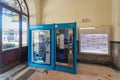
[28,64,120,80]
[0,62,27,80]
[1,63,120,80]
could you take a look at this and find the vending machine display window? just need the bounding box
[28,24,55,69]
[32,30,51,64]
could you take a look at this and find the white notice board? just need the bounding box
[79,26,110,54]
[80,34,108,54]
[80,34,109,54]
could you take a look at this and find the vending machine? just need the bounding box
[55,22,77,74]
[28,22,77,74]
[28,24,55,69]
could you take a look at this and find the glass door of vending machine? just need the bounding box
[28,24,55,69]
[55,22,77,74]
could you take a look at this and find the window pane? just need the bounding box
[18,0,27,14]
[22,16,28,46]
[2,8,19,50]
[1,0,20,11]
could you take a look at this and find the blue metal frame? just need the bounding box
[55,22,77,74]
[28,24,55,70]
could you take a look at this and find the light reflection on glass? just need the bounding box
[1,0,20,11]
[2,8,19,50]
[22,16,28,46]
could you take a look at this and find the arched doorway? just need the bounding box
[0,0,29,73]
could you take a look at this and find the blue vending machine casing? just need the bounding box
[28,24,55,70]
[28,22,77,74]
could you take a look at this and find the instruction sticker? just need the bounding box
[60,34,64,49]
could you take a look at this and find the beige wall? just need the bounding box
[118,0,120,26]
[26,0,120,41]
[34,0,43,24]
[26,0,42,24]
[42,0,112,40]
[112,0,120,41]
[26,0,36,24]
[42,0,112,26]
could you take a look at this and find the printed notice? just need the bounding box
[60,34,64,49]
[80,34,108,54]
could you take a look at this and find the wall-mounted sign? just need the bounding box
[80,34,108,54]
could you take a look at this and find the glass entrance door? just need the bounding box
[2,8,19,51]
